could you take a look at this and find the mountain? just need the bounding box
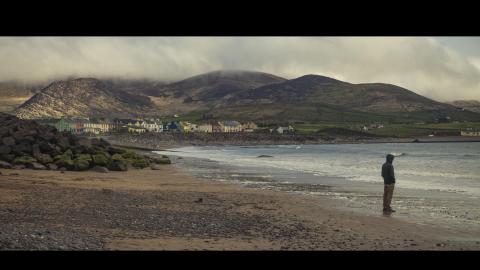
[214,74,480,122]
[448,100,480,113]
[14,78,157,119]
[141,70,288,116]
[10,71,480,123]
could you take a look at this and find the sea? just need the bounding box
[154,142,480,236]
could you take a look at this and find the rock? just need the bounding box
[73,159,90,171]
[91,166,109,173]
[11,143,33,155]
[2,136,16,146]
[59,167,67,173]
[39,142,57,155]
[151,164,162,170]
[107,146,126,155]
[0,145,12,154]
[46,163,58,170]
[13,164,25,170]
[35,153,53,164]
[32,144,41,156]
[0,161,13,169]
[54,154,74,170]
[56,137,70,150]
[0,127,9,137]
[257,155,273,158]
[38,132,55,142]
[0,154,15,162]
[77,138,92,148]
[107,160,128,171]
[152,157,171,164]
[29,162,47,170]
[12,155,37,165]
[128,157,149,169]
[92,153,109,166]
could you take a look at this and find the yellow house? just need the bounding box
[219,121,242,132]
[128,126,146,134]
[197,124,213,133]
[241,122,258,132]
[461,129,480,136]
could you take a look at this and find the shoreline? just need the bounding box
[105,135,480,153]
[1,164,479,250]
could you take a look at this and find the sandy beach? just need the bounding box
[1,164,479,250]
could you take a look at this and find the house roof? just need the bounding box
[220,121,241,126]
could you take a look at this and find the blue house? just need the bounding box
[164,121,181,132]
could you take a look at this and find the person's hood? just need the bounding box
[386,154,394,164]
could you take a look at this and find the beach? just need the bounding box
[1,164,479,250]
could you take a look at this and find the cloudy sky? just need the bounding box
[1,37,479,102]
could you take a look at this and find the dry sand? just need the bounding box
[0,166,479,250]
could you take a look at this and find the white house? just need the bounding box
[142,120,163,132]
[276,125,294,134]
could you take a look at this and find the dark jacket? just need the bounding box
[381,154,395,184]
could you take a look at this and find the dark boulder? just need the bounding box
[2,136,16,146]
[56,137,71,150]
[77,138,92,148]
[0,127,9,137]
[12,143,33,155]
[108,160,128,171]
[107,146,126,155]
[39,141,57,155]
[92,153,109,166]
[29,162,47,170]
[12,155,37,165]
[151,164,162,170]
[38,132,55,142]
[73,158,90,171]
[46,163,58,170]
[0,154,15,162]
[91,166,109,173]
[0,145,11,155]
[0,161,13,169]
[13,164,25,170]
[257,155,273,158]
[35,153,53,164]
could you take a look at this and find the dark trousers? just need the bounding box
[383,184,395,210]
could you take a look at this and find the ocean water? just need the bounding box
[154,143,480,235]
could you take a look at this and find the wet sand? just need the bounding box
[1,166,479,250]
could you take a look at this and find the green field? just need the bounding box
[295,122,480,137]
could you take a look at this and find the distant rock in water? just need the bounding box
[257,155,273,158]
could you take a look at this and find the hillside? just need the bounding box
[448,100,480,113]
[9,71,480,123]
[14,78,157,119]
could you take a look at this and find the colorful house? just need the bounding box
[219,121,243,132]
[461,128,480,136]
[241,122,258,132]
[197,123,213,133]
[164,122,181,132]
[276,125,294,134]
[180,121,198,133]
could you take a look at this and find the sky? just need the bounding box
[0,37,479,102]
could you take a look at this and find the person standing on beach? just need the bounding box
[381,154,396,213]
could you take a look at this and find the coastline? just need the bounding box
[1,164,479,250]
[103,134,480,152]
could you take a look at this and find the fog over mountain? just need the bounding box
[1,37,480,102]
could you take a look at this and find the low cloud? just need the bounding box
[1,37,479,102]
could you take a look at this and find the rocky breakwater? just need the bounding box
[0,113,171,172]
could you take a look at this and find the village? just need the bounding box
[34,117,480,138]
[36,117,297,136]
